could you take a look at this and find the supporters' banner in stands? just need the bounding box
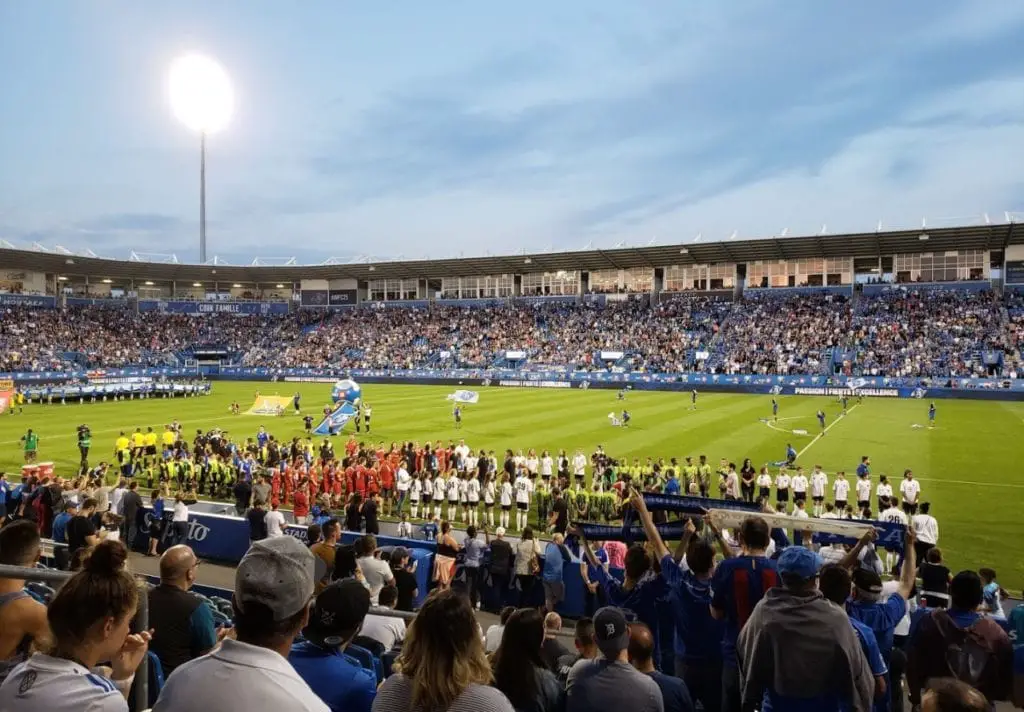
[138,300,289,315]
[812,520,906,552]
[300,290,329,306]
[575,521,690,543]
[327,289,357,307]
[641,493,761,515]
[0,293,56,308]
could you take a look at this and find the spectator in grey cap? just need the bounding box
[566,606,664,712]
[153,536,329,712]
[737,546,874,712]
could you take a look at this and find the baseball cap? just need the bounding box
[304,579,371,647]
[852,568,884,595]
[593,607,630,658]
[495,526,506,537]
[777,546,822,580]
[234,537,315,621]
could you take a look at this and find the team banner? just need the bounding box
[575,522,691,543]
[138,300,289,315]
[0,378,13,415]
[641,493,761,515]
[446,390,480,404]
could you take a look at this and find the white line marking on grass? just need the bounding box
[917,477,1024,489]
[796,404,861,459]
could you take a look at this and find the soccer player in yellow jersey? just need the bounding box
[161,425,176,449]
[114,431,132,477]
[143,427,158,467]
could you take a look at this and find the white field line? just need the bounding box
[796,404,861,459]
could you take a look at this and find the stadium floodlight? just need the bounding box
[168,53,234,264]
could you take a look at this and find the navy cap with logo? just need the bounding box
[593,606,630,658]
[304,579,371,647]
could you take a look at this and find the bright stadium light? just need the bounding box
[168,54,234,264]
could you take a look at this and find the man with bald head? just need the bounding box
[147,545,218,675]
[628,623,694,712]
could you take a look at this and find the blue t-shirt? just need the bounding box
[1014,645,1024,674]
[847,593,906,661]
[51,512,72,544]
[851,618,888,712]
[1008,603,1024,645]
[647,670,694,712]
[288,640,377,712]
[592,565,667,663]
[660,554,722,663]
[664,477,681,495]
[543,542,566,582]
[711,556,779,666]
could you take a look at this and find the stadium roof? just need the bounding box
[1,221,1020,283]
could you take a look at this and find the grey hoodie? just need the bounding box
[737,586,874,712]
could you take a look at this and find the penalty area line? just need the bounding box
[796,403,861,459]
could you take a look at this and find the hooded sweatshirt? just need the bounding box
[737,586,874,712]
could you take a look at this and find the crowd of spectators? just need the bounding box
[705,293,853,375]
[2,288,1023,378]
[1,491,1021,712]
[846,289,1006,378]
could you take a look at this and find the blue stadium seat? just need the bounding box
[344,644,381,683]
[381,650,399,678]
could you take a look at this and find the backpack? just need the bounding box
[930,609,1009,700]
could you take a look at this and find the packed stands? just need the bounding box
[2,287,1023,378]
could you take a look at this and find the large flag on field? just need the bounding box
[313,401,358,435]
[446,390,479,405]
[245,395,292,416]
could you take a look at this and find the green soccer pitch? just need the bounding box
[3,382,1023,589]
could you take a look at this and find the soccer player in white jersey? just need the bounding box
[833,471,851,515]
[454,439,471,463]
[790,468,809,514]
[855,472,872,514]
[513,469,534,531]
[526,450,539,476]
[409,474,422,519]
[879,496,909,572]
[899,469,921,516]
[446,472,461,522]
[756,468,773,502]
[810,465,828,516]
[540,451,554,481]
[467,472,481,526]
[774,469,791,510]
[572,450,587,483]
[499,474,514,529]
[432,473,446,520]
[875,476,894,513]
[483,474,497,527]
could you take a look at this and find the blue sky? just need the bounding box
[1,1,1023,264]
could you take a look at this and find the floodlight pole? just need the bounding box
[199,131,207,263]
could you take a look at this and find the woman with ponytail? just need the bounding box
[0,540,152,711]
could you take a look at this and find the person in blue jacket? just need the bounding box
[289,579,377,712]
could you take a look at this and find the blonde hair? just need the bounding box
[398,589,491,711]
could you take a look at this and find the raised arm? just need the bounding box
[897,527,916,599]
[839,527,878,571]
[705,514,734,559]
[628,488,671,562]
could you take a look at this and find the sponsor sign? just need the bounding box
[138,300,288,315]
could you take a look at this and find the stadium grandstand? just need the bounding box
[2,218,1024,712]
